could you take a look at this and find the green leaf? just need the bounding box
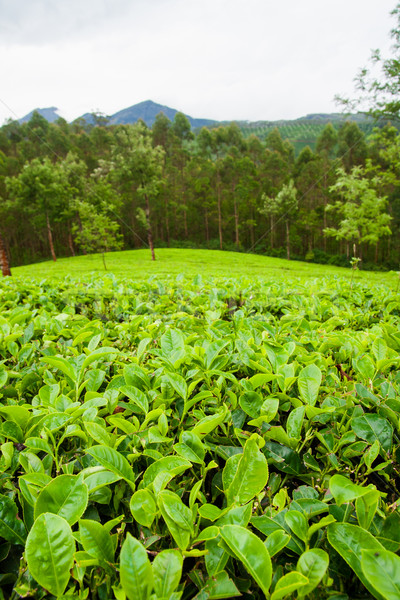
[0,405,31,429]
[297,549,329,598]
[0,494,27,545]
[198,504,225,522]
[120,385,149,414]
[361,549,400,600]
[298,364,322,406]
[364,440,380,469]
[173,431,205,464]
[161,329,185,359]
[220,524,272,596]
[79,519,115,564]
[81,346,119,371]
[224,433,269,505]
[327,523,386,600]
[352,414,393,453]
[239,391,264,418]
[142,456,192,489]
[271,571,309,600]
[86,445,135,485]
[329,474,376,506]
[353,355,375,380]
[372,338,387,362]
[158,490,193,551]
[120,533,153,600]
[34,474,88,525]
[356,489,380,530]
[165,372,188,400]
[83,468,122,493]
[284,510,308,542]
[191,404,228,438]
[152,549,183,598]
[265,530,290,557]
[84,421,112,446]
[39,356,77,383]
[130,489,157,528]
[198,570,241,599]
[25,513,75,597]
[0,365,8,388]
[286,406,306,439]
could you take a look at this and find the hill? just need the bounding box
[18,106,63,124]
[107,99,216,129]
[12,248,395,286]
[18,101,376,153]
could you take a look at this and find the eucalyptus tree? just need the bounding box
[316,123,339,249]
[71,198,123,270]
[5,157,70,261]
[337,122,367,172]
[0,230,11,276]
[111,123,165,261]
[325,166,392,261]
[294,146,325,255]
[260,180,298,260]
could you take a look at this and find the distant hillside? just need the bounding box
[18,107,63,124]
[107,100,216,129]
[235,113,376,153]
[17,101,378,155]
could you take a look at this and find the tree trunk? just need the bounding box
[233,198,240,250]
[375,240,379,263]
[46,212,57,262]
[0,232,11,276]
[145,194,156,261]
[270,214,274,249]
[286,219,290,260]
[217,170,223,250]
[164,195,170,247]
[68,229,75,256]
[204,206,209,246]
[183,191,188,239]
[250,206,255,249]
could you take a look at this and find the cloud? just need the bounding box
[0,0,396,124]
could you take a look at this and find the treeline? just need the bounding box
[0,110,399,272]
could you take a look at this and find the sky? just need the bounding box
[0,0,397,125]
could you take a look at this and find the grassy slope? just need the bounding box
[10,248,399,287]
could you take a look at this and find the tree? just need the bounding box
[337,4,400,121]
[260,180,298,260]
[5,158,70,261]
[72,199,123,270]
[337,122,367,172]
[0,230,11,276]
[325,166,392,261]
[112,124,164,261]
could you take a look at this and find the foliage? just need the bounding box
[325,166,392,256]
[338,2,400,121]
[0,110,399,271]
[0,266,400,598]
[71,199,123,269]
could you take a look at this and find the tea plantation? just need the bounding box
[1,250,400,599]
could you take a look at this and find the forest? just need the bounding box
[0,106,399,273]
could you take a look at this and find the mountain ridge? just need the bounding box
[16,100,375,153]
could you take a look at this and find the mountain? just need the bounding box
[18,106,63,124]
[16,101,376,155]
[107,100,216,128]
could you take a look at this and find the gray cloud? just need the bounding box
[0,0,396,124]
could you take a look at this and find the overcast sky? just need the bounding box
[0,0,396,125]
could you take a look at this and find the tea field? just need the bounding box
[1,250,400,599]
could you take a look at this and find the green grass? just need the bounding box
[10,248,399,287]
